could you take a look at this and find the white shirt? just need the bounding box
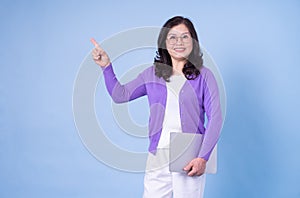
[157,74,186,148]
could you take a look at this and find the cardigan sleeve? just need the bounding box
[198,69,223,161]
[102,63,147,103]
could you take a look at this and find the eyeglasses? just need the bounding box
[166,34,192,45]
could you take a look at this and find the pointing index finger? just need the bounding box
[90,38,99,47]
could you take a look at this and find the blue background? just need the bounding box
[1,0,300,197]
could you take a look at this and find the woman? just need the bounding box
[92,16,222,198]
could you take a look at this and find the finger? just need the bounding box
[93,56,101,61]
[183,162,193,171]
[91,39,106,54]
[187,166,197,176]
[91,38,105,54]
[97,46,106,55]
[92,49,97,56]
[92,51,100,59]
[92,49,101,57]
[94,46,106,58]
[90,38,99,47]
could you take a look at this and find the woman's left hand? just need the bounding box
[183,158,207,176]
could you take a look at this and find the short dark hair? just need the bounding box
[154,16,203,81]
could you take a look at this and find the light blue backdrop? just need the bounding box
[1,0,300,197]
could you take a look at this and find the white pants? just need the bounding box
[143,149,206,198]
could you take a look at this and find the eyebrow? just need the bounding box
[167,31,190,36]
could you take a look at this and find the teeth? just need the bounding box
[174,48,185,51]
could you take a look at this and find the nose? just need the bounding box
[176,37,184,44]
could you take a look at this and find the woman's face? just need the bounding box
[166,23,193,62]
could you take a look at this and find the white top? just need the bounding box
[157,74,187,148]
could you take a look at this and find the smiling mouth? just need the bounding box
[174,47,186,52]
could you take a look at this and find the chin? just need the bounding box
[169,49,191,60]
[171,53,189,61]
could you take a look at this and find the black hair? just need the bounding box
[154,16,203,81]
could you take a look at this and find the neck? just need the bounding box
[172,58,186,75]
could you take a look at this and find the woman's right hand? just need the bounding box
[91,38,111,67]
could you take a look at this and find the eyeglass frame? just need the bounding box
[166,33,193,45]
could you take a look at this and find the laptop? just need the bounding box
[169,132,217,174]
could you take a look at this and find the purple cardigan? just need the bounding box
[102,63,223,161]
